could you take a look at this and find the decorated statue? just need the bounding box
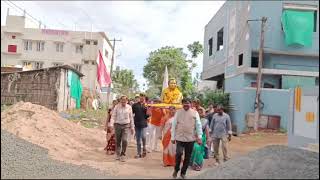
[161,78,183,104]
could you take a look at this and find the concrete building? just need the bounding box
[202,1,319,134]
[1,14,114,97]
[196,80,217,92]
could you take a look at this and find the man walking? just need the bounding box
[132,93,149,158]
[209,105,232,165]
[171,98,203,179]
[109,95,134,162]
[148,98,165,152]
[206,104,217,157]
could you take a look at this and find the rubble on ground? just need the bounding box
[1,101,105,161]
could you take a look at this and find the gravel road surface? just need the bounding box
[2,129,318,179]
[194,145,319,179]
[1,130,112,179]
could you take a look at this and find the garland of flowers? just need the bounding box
[163,87,182,104]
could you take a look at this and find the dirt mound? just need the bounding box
[1,101,105,161]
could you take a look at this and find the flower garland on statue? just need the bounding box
[163,87,183,104]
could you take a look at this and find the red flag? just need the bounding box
[97,50,112,87]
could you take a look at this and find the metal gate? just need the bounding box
[288,87,319,149]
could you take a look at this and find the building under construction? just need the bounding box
[201,1,319,134]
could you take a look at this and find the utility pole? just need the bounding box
[106,38,122,106]
[252,17,267,131]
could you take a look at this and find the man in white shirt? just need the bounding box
[109,95,134,162]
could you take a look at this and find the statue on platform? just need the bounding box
[161,78,183,104]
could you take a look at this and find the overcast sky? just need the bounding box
[1,1,224,91]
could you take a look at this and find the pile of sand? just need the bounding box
[1,102,105,161]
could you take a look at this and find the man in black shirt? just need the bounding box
[132,93,149,158]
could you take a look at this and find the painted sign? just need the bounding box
[42,29,69,36]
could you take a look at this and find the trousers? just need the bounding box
[174,141,194,175]
[135,127,147,155]
[114,123,130,157]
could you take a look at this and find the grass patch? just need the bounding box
[279,128,287,134]
[1,104,12,112]
[63,107,108,129]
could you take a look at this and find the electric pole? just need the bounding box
[253,17,267,131]
[106,38,122,106]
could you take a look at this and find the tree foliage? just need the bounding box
[193,89,234,112]
[187,41,203,58]
[143,46,195,97]
[112,66,139,98]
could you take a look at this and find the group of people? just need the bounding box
[104,94,232,179]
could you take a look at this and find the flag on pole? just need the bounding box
[97,50,112,87]
[162,65,169,92]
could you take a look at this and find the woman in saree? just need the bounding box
[104,100,118,155]
[160,106,176,167]
[190,107,210,171]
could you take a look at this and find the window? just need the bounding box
[83,60,89,64]
[8,45,17,53]
[56,43,63,52]
[251,55,259,68]
[208,38,213,56]
[105,50,109,58]
[52,63,63,67]
[24,40,32,51]
[93,40,98,45]
[91,61,96,65]
[72,64,82,72]
[23,61,32,69]
[76,45,83,54]
[217,28,224,51]
[263,82,275,88]
[238,53,243,66]
[12,35,16,39]
[251,81,257,87]
[86,40,90,45]
[36,41,45,51]
[34,62,43,69]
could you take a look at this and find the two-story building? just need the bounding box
[202,1,319,134]
[1,14,114,97]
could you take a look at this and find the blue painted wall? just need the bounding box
[226,74,290,133]
[264,55,319,71]
[249,1,319,54]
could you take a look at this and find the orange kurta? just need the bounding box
[150,107,165,127]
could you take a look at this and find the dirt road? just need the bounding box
[68,132,287,178]
[1,102,288,178]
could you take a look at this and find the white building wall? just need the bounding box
[1,15,113,93]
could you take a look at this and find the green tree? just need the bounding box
[112,66,139,98]
[187,41,203,58]
[143,46,195,98]
[187,41,204,88]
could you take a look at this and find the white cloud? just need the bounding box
[1,1,225,92]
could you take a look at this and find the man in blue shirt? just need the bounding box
[209,105,232,164]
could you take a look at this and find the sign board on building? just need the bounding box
[42,29,69,36]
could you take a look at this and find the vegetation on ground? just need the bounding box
[64,107,108,129]
[193,89,234,112]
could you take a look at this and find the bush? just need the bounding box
[194,89,234,112]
